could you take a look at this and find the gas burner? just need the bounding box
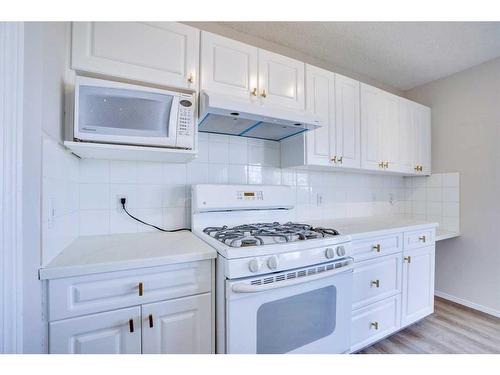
[203,222,340,248]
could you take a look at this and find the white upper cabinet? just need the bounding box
[200,32,258,102]
[258,49,305,111]
[334,74,361,169]
[72,22,200,90]
[304,65,335,166]
[361,84,400,172]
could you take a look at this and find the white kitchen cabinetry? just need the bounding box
[401,246,435,327]
[47,260,214,354]
[350,226,436,352]
[360,83,400,172]
[200,32,258,103]
[141,293,212,354]
[281,68,360,169]
[50,307,142,354]
[72,22,199,90]
[200,31,305,112]
[414,103,431,175]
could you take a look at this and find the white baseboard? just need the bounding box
[435,290,500,318]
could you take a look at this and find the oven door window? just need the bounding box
[78,85,173,138]
[256,286,336,354]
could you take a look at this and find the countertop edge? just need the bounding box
[347,222,439,240]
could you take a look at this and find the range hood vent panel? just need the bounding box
[198,91,322,142]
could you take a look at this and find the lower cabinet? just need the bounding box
[401,246,435,327]
[141,293,212,354]
[50,307,142,354]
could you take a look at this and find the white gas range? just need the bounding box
[191,184,354,354]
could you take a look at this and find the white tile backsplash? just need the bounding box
[42,134,461,265]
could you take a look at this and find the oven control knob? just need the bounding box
[248,259,261,273]
[336,245,346,257]
[267,255,279,270]
[325,248,335,259]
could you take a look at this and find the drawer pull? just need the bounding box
[404,256,412,263]
[148,314,154,328]
[370,279,380,288]
[419,235,426,242]
[138,282,144,296]
[370,321,379,330]
[129,319,134,333]
[372,244,381,253]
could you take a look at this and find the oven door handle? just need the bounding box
[231,263,353,294]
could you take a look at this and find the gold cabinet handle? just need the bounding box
[251,87,258,96]
[414,165,420,172]
[419,235,426,242]
[138,282,144,296]
[419,165,423,172]
[338,156,343,164]
[371,279,380,288]
[370,321,379,330]
[148,314,154,328]
[261,89,267,98]
[404,256,412,263]
[129,319,134,333]
[187,73,194,84]
[378,161,384,168]
[331,155,337,163]
[383,161,389,169]
[373,244,381,253]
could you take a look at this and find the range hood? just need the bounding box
[198,91,322,142]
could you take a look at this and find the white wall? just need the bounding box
[405,57,500,315]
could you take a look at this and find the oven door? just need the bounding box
[74,77,180,148]
[225,259,353,354]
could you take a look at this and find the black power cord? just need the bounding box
[120,198,190,233]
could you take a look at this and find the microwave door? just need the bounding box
[75,85,179,148]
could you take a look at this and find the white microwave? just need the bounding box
[73,76,195,149]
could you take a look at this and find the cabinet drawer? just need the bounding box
[350,295,401,353]
[49,260,212,321]
[404,228,435,250]
[352,253,402,309]
[351,233,402,262]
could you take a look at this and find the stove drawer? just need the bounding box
[350,295,401,353]
[48,260,212,321]
[404,228,435,250]
[351,233,402,262]
[352,254,402,310]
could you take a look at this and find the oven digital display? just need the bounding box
[244,192,255,197]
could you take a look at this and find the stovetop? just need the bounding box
[203,222,340,248]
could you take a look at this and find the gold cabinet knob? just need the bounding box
[251,87,258,96]
[261,89,267,98]
[378,161,384,168]
[419,235,426,242]
[338,156,343,164]
[138,282,144,296]
[371,279,380,288]
[370,321,379,330]
[383,161,389,169]
[373,244,381,253]
[419,165,423,172]
[414,165,419,172]
[404,256,412,263]
[187,74,194,84]
[331,156,337,163]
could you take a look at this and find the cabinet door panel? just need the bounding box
[380,92,400,171]
[335,74,361,168]
[50,307,141,354]
[414,104,431,175]
[305,65,335,166]
[200,32,258,102]
[401,246,435,327]
[142,293,212,354]
[72,22,199,90]
[397,98,416,173]
[258,49,305,111]
[361,84,382,170]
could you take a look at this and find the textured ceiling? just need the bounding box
[218,22,500,91]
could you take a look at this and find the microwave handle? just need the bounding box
[231,262,353,294]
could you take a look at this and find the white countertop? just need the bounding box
[39,231,217,280]
[308,216,440,240]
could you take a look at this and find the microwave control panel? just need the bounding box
[176,95,195,149]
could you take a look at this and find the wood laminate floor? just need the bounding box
[359,297,500,354]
